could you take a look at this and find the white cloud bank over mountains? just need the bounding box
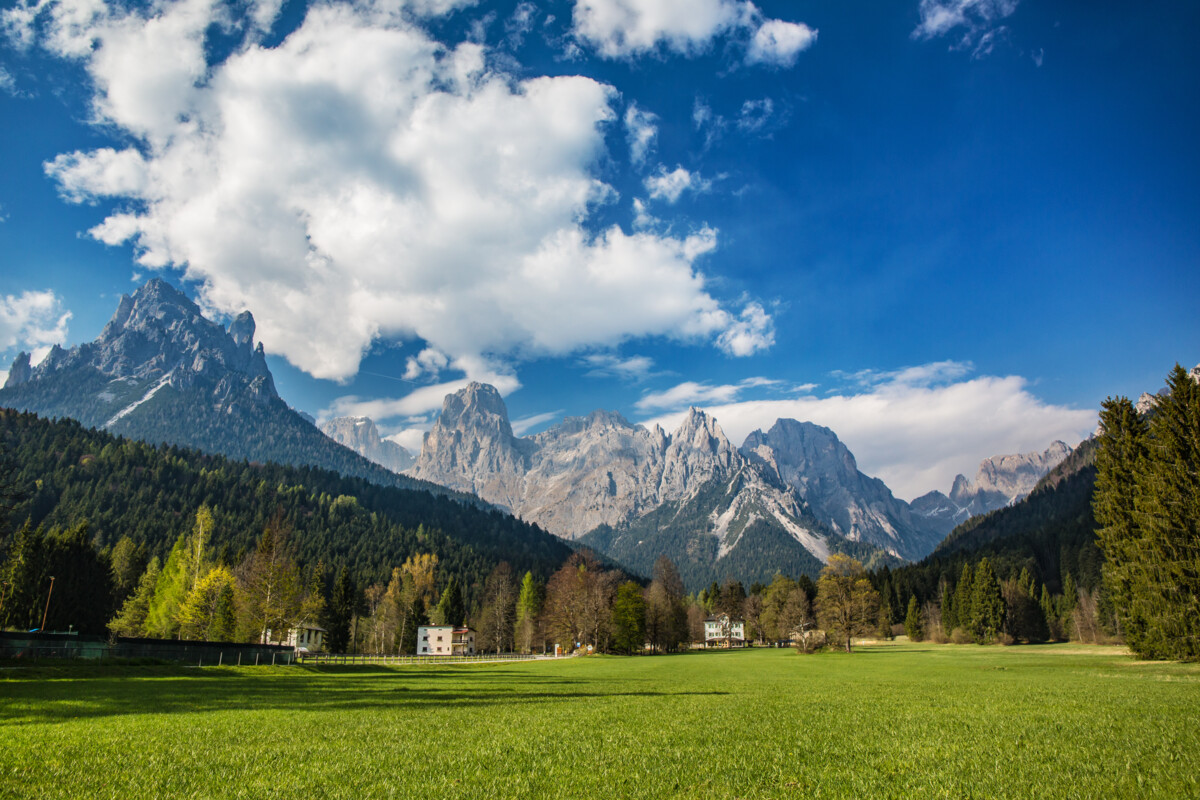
[9,0,778,388]
[639,361,1096,502]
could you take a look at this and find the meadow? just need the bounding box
[2,643,1198,799]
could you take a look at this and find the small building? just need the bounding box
[417,626,476,656]
[285,624,327,654]
[703,614,746,648]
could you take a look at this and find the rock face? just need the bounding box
[412,383,899,588]
[320,416,415,474]
[741,419,944,562]
[0,279,435,492]
[911,441,1074,530]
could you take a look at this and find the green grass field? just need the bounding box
[2,643,1198,799]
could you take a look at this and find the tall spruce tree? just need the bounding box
[969,558,1005,644]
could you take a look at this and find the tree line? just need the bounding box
[1093,364,1199,661]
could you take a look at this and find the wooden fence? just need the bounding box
[297,651,548,666]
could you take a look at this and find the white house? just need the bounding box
[285,624,327,653]
[703,614,746,648]
[417,626,476,656]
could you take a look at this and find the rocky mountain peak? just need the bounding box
[3,351,32,388]
[320,415,414,474]
[439,381,513,436]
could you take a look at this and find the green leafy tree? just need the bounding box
[904,595,924,642]
[178,565,237,641]
[611,581,648,654]
[515,570,544,654]
[815,554,880,653]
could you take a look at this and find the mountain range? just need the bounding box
[400,381,1070,585]
[0,279,440,495]
[1,279,1075,589]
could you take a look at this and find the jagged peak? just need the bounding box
[438,381,512,432]
[3,351,32,388]
[229,310,255,348]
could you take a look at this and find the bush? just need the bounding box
[950,628,972,645]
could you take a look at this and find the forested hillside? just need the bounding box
[868,437,1102,642]
[0,409,574,610]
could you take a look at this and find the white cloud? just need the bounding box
[715,301,773,356]
[511,409,564,436]
[745,19,816,67]
[403,347,450,380]
[635,375,779,411]
[323,365,521,424]
[736,97,774,134]
[639,363,1096,501]
[0,65,17,95]
[912,0,1018,55]
[0,289,72,367]
[572,0,814,66]
[15,0,766,388]
[45,147,149,203]
[645,165,710,203]
[624,102,658,166]
[581,353,658,381]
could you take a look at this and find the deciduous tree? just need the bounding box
[815,554,879,653]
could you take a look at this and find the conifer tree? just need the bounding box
[904,595,924,642]
[953,563,974,636]
[969,558,1005,644]
[109,556,161,637]
[326,565,356,654]
[435,576,466,628]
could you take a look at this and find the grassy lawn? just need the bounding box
[2,643,1198,799]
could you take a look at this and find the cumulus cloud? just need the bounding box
[572,0,814,66]
[745,18,816,67]
[715,301,773,356]
[912,0,1018,55]
[639,362,1096,501]
[645,166,710,203]
[624,102,658,166]
[11,0,770,390]
[0,289,72,368]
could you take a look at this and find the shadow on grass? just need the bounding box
[0,665,730,725]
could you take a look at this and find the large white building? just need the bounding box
[703,614,746,648]
[417,626,476,656]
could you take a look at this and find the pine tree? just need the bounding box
[1138,365,1200,659]
[109,556,161,637]
[326,565,355,653]
[435,576,466,628]
[953,563,974,637]
[1094,395,1154,651]
[904,595,924,642]
[969,558,1005,644]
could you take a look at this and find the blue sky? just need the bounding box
[1,0,1197,499]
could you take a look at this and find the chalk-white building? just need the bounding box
[285,624,327,653]
[703,614,746,648]
[417,626,476,656]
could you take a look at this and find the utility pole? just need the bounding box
[40,575,55,631]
